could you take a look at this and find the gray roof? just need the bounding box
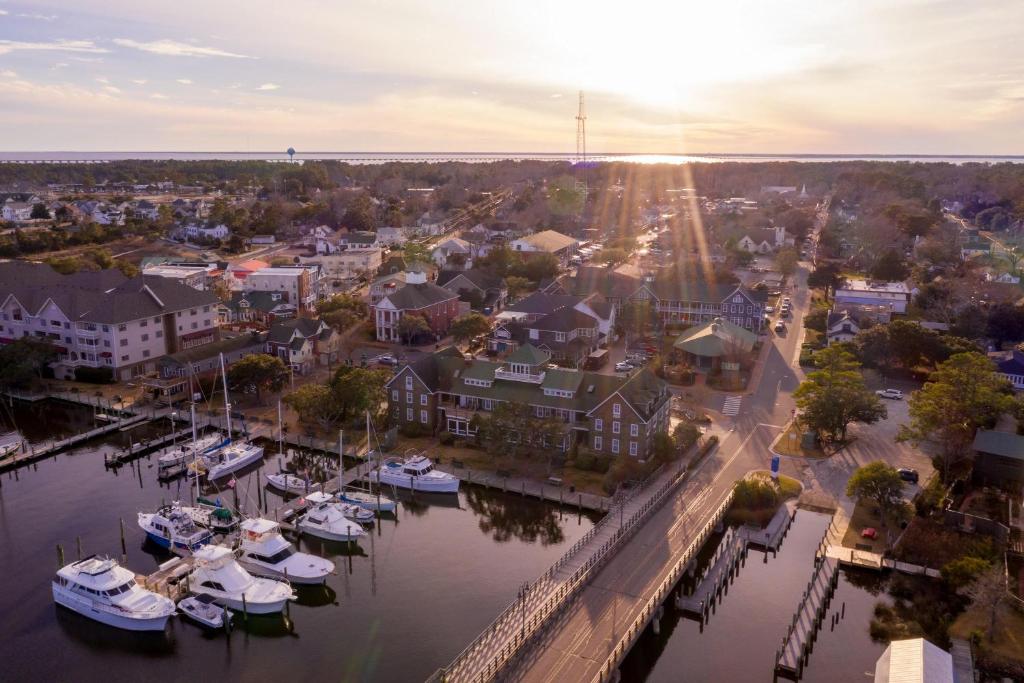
[506,291,582,316]
[267,317,327,344]
[530,307,598,333]
[226,291,292,314]
[507,343,551,366]
[383,282,458,310]
[161,332,265,368]
[436,269,505,292]
[973,429,1024,461]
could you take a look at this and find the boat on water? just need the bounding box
[138,503,212,554]
[177,593,230,630]
[52,555,176,631]
[338,489,396,513]
[337,500,375,525]
[266,472,321,495]
[296,491,368,542]
[368,455,460,493]
[157,432,225,471]
[0,431,22,458]
[205,440,265,481]
[237,518,335,585]
[189,545,295,614]
[181,498,240,535]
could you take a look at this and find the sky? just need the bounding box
[0,0,1022,154]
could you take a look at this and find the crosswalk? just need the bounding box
[722,395,743,416]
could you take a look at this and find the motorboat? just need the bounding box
[337,500,375,525]
[181,498,240,535]
[204,440,265,481]
[266,472,321,495]
[52,555,176,631]
[296,492,368,542]
[178,593,231,630]
[237,518,335,585]
[157,433,225,471]
[138,503,212,554]
[0,431,22,458]
[368,455,460,493]
[338,489,396,513]
[189,545,295,614]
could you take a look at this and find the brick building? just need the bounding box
[373,270,460,343]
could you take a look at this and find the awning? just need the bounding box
[100,351,112,358]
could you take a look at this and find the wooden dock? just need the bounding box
[0,413,149,473]
[676,527,748,622]
[103,424,206,467]
[739,500,797,551]
[137,556,196,602]
[774,555,840,679]
[447,463,612,513]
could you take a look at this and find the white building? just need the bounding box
[1,202,34,222]
[300,248,383,284]
[141,264,212,291]
[376,226,411,246]
[834,280,912,314]
[243,265,323,312]
[182,223,230,242]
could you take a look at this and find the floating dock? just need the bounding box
[677,527,748,622]
[739,500,797,551]
[774,555,840,679]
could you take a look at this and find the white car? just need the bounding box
[876,388,904,400]
[765,305,775,313]
[774,320,785,333]
[614,361,634,372]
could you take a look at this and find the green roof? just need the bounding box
[973,429,1024,461]
[506,343,551,366]
[541,369,584,392]
[673,317,757,358]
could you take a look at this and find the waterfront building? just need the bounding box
[265,317,340,374]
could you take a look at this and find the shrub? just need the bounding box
[914,476,946,516]
[399,423,429,438]
[733,478,779,511]
[592,455,612,474]
[438,431,455,446]
[574,451,596,471]
[74,366,114,384]
[940,556,990,589]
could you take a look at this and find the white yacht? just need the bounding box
[296,492,368,542]
[181,499,240,535]
[178,593,230,630]
[266,472,321,495]
[205,440,265,481]
[339,489,397,513]
[52,555,176,631]
[138,503,212,554]
[369,455,460,493]
[157,433,225,471]
[237,518,335,585]
[336,499,376,525]
[189,545,295,614]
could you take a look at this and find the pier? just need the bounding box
[676,527,748,623]
[773,553,841,679]
[739,500,797,552]
[0,413,148,473]
[137,556,196,602]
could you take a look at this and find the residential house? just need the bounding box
[972,429,1024,487]
[510,230,578,267]
[181,223,230,242]
[834,280,912,315]
[221,291,297,324]
[0,261,220,381]
[300,248,383,284]
[825,309,861,345]
[960,235,992,261]
[432,237,473,269]
[521,307,602,367]
[132,199,161,221]
[376,226,411,246]
[385,344,670,459]
[997,345,1024,390]
[489,291,615,355]
[146,332,266,403]
[1,202,34,222]
[243,265,323,312]
[373,271,460,342]
[265,317,341,374]
[436,269,507,312]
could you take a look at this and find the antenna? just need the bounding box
[575,91,588,204]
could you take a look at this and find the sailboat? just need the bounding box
[338,412,397,513]
[202,353,264,481]
[265,401,322,495]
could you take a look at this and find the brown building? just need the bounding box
[373,270,460,343]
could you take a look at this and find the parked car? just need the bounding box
[614,361,634,372]
[876,388,904,400]
[774,320,785,333]
[897,468,919,484]
[765,305,775,313]
[861,527,878,540]
[375,354,398,366]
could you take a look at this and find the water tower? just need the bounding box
[287,147,296,163]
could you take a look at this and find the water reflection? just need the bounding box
[464,487,566,546]
[54,606,177,657]
[396,490,462,517]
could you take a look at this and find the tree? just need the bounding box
[618,301,655,337]
[807,263,843,299]
[777,208,814,242]
[283,383,338,428]
[899,352,1014,482]
[449,312,492,346]
[0,337,57,388]
[342,193,376,232]
[804,308,827,334]
[794,346,886,443]
[986,302,1024,347]
[327,365,390,422]
[598,248,628,266]
[399,242,433,266]
[227,354,289,405]
[941,556,991,590]
[396,314,431,345]
[963,565,1007,642]
[870,249,909,281]
[30,203,50,220]
[650,432,676,463]
[475,244,520,277]
[510,252,560,283]
[774,248,799,276]
[504,276,531,301]
[846,461,905,528]
[672,422,702,452]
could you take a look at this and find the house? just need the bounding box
[249,235,276,246]
[733,226,793,254]
[341,231,380,250]
[672,317,757,370]
[221,291,296,324]
[997,345,1024,390]
[521,307,602,367]
[132,199,161,221]
[510,230,579,267]
[181,223,230,242]
[490,291,615,355]
[436,269,507,312]
[825,309,862,345]
[142,264,212,291]
[834,280,911,315]
[243,265,323,312]
[960,235,992,260]
[376,226,411,246]
[300,248,383,284]
[0,261,220,381]
[265,318,340,374]
[1,202,34,222]
[146,332,266,403]
[432,238,473,269]
[386,344,670,459]
[972,429,1024,487]
[373,270,460,343]
[873,638,953,683]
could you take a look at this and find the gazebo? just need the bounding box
[672,317,757,371]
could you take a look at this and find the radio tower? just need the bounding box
[575,90,588,200]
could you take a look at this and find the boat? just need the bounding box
[237,518,335,585]
[138,503,212,554]
[337,500,376,525]
[182,498,240,535]
[177,593,231,630]
[52,555,176,631]
[188,545,295,614]
[0,431,22,458]
[339,489,396,513]
[368,454,460,493]
[157,433,225,471]
[266,472,321,495]
[296,491,368,542]
[205,440,265,481]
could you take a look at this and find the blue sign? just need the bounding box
[770,454,780,478]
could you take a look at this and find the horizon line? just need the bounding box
[1,150,1024,158]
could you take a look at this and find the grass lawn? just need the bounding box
[950,602,1024,677]
[839,499,888,554]
[893,517,1001,568]
[772,421,826,458]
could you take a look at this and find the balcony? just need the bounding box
[494,368,545,384]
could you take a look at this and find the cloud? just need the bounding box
[0,10,7,15]
[255,82,280,91]
[17,13,58,21]
[550,93,562,98]
[0,39,108,55]
[103,85,120,94]
[0,70,16,78]
[132,79,147,85]
[176,78,192,84]
[113,38,253,59]
[95,76,110,84]
[150,93,168,100]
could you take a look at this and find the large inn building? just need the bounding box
[0,261,220,381]
[387,344,671,460]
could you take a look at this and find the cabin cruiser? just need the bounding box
[296,492,368,542]
[181,499,240,535]
[237,518,335,585]
[338,488,396,513]
[204,440,265,481]
[52,556,176,631]
[177,593,230,630]
[266,472,320,495]
[138,503,212,554]
[157,433,225,471]
[337,500,375,525]
[188,545,295,614]
[368,455,460,493]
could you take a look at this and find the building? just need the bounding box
[386,344,670,459]
[265,318,340,374]
[1,202,34,222]
[142,264,212,291]
[145,332,266,403]
[181,223,230,242]
[972,429,1024,487]
[249,235,276,246]
[436,269,507,313]
[490,292,615,355]
[510,230,578,267]
[826,309,862,345]
[672,317,757,370]
[243,265,323,312]
[997,345,1024,390]
[376,226,411,246]
[300,248,383,284]
[834,280,912,315]
[873,638,953,683]
[373,271,460,343]
[221,291,297,324]
[0,261,220,381]
[432,238,473,269]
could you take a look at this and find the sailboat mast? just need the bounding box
[338,429,344,493]
[190,401,199,504]
[220,353,232,441]
[277,399,284,455]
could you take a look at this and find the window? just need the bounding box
[594,418,603,432]
[118,324,126,332]
[420,410,428,424]
[120,339,128,347]
[611,438,620,454]
[392,390,399,402]
[406,407,413,421]
[630,423,638,437]
[203,305,210,313]
[121,354,129,361]
[593,436,603,450]
[612,403,621,418]
[406,393,413,404]
[103,340,110,347]
[555,331,565,342]
[191,322,198,330]
[140,333,149,342]
[142,350,150,358]
[190,309,197,316]
[405,375,413,390]
[51,319,61,327]
[612,421,620,434]
[420,394,428,406]
[156,330,163,338]
[140,320,147,328]
[629,441,638,457]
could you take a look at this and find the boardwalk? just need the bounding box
[677,527,748,622]
[774,556,840,679]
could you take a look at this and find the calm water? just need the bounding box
[621,510,890,682]
[0,401,598,682]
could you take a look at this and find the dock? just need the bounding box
[0,413,149,473]
[447,463,611,513]
[739,500,797,551]
[103,424,205,467]
[676,527,748,623]
[774,554,841,679]
[261,457,372,532]
[137,556,196,602]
